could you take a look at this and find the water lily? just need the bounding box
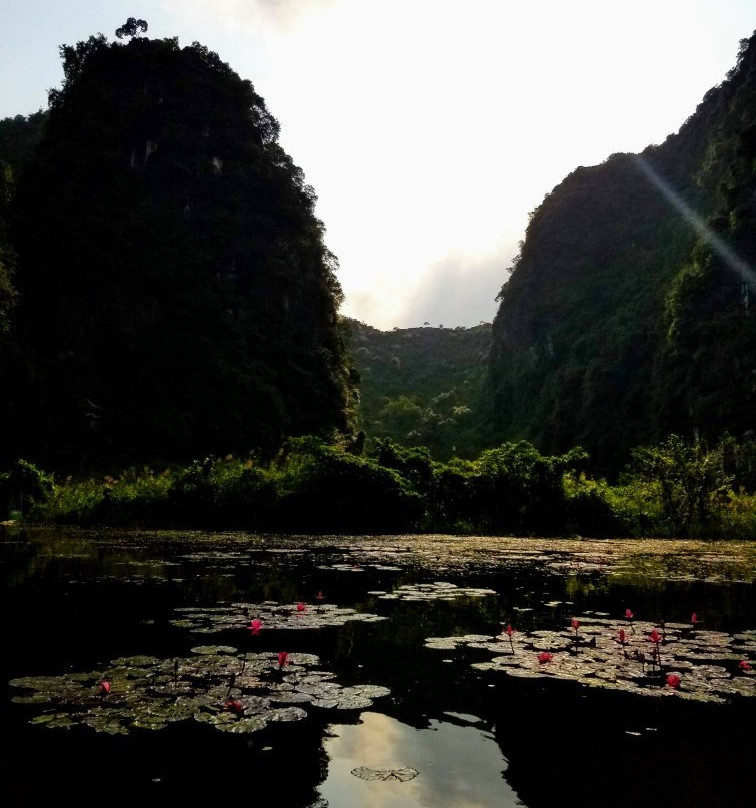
[315,590,325,612]
[538,652,553,664]
[739,660,752,672]
[503,623,515,652]
[296,602,306,614]
[224,699,244,715]
[648,628,662,669]
[97,680,111,697]
[625,608,635,632]
[666,674,681,689]
[248,618,262,636]
[278,651,289,668]
[691,612,698,625]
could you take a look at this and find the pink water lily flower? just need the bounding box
[571,618,580,631]
[97,680,111,697]
[738,660,752,671]
[538,652,553,664]
[625,608,634,620]
[248,618,262,636]
[296,602,306,613]
[278,651,289,668]
[618,629,626,645]
[666,674,681,689]
[506,624,514,637]
[691,612,698,625]
[224,699,244,715]
[316,591,325,601]
[649,628,661,644]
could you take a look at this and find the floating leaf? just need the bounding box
[351,766,419,782]
[9,647,391,736]
[427,616,756,704]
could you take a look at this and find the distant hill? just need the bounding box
[0,34,355,469]
[346,319,491,458]
[489,30,756,474]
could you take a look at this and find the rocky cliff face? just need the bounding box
[489,31,756,472]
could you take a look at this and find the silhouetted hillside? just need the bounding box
[490,31,756,474]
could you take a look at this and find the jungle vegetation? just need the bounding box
[346,319,490,460]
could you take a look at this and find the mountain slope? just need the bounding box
[347,320,490,458]
[2,35,355,468]
[489,32,756,473]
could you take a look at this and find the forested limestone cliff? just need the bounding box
[489,31,756,474]
[0,35,356,469]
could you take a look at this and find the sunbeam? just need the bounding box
[633,153,756,287]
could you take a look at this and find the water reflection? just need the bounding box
[1,528,754,808]
[318,711,523,808]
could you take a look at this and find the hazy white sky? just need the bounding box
[1,1,754,328]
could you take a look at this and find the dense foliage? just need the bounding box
[346,320,490,458]
[489,31,756,475]
[0,35,356,469]
[13,433,754,539]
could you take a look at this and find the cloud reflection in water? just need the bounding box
[317,711,524,808]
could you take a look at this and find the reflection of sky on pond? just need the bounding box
[318,711,523,808]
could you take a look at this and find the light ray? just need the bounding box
[633,154,756,286]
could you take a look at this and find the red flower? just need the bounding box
[649,628,661,644]
[506,624,514,637]
[618,629,626,645]
[278,651,289,668]
[296,602,306,613]
[738,660,752,671]
[97,680,111,697]
[315,591,326,602]
[571,618,580,631]
[625,609,634,620]
[691,612,698,625]
[538,652,553,664]
[224,699,244,715]
[666,674,681,689]
[248,618,262,636]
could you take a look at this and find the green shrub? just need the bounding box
[0,459,53,517]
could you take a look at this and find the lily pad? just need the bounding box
[9,647,391,736]
[351,766,419,782]
[427,615,756,704]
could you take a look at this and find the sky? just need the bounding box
[1,1,755,329]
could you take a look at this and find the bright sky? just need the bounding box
[1,1,755,329]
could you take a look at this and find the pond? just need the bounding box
[1,527,754,807]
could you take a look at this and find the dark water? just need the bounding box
[0,527,753,807]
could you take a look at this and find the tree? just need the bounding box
[115,18,148,39]
[629,435,732,536]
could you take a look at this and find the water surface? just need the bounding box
[1,528,753,807]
